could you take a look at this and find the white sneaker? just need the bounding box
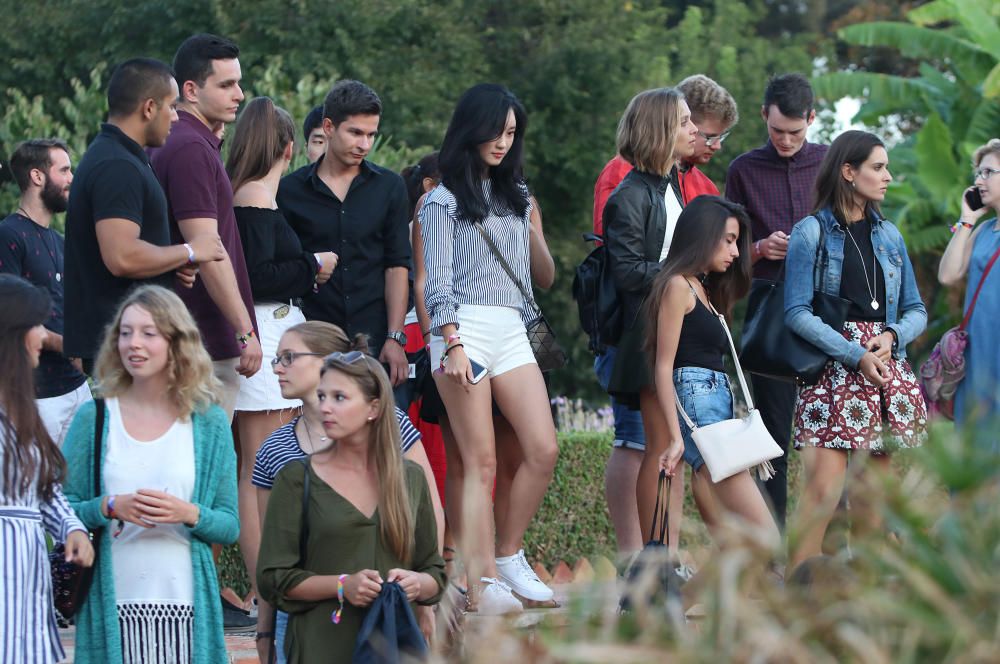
[496,550,554,602]
[476,577,523,615]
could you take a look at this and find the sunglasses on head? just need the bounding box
[324,350,367,366]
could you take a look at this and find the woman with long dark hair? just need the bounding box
[226,97,337,617]
[646,197,779,545]
[784,130,927,570]
[257,353,444,663]
[63,285,239,663]
[0,274,93,664]
[420,84,557,614]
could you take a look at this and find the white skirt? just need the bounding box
[235,301,306,412]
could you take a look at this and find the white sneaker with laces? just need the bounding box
[476,577,523,615]
[496,550,554,602]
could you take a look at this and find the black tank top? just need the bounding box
[675,287,727,372]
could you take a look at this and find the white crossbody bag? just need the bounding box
[674,307,783,484]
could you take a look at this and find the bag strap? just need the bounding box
[648,470,670,545]
[473,221,540,316]
[960,243,1000,330]
[673,299,754,432]
[298,457,311,565]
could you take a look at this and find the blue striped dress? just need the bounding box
[1,418,86,664]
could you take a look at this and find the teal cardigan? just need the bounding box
[62,400,239,664]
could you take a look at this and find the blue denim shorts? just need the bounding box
[674,367,734,472]
[595,347,646,450]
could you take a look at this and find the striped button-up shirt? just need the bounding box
[725,140,828,280]
[419,182,534,334]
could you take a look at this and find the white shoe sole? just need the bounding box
[496,572,553,602]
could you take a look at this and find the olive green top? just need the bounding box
[258,458,445,663]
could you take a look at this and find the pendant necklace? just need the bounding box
[844,224,879,310]
[301,414,329,454]
[17,207,61,283]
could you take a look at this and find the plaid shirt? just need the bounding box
[725,140,827,280]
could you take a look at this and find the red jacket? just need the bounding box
[591,155,720,236]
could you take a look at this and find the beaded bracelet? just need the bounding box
[236,328,256,349]
[950,220,974,233]
[332,574,348,624]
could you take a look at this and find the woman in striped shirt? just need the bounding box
[0,274,93,664]
[420,83,558,615]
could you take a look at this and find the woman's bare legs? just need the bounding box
[605,447,644,555]
[789,446,848,570]
[637,388,672,549]
[493,413,523,546]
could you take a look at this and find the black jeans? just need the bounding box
[750,373,797,530]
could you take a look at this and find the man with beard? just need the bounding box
[0,139,91,446]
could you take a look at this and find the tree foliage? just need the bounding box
[0,0,827,400]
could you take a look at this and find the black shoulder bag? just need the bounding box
[473,221,567,372]
[50,398,105,620]
[739,220,851,385]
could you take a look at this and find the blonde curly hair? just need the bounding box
[94,285,221,419]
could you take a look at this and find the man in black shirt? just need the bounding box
[0,139,91,445]
[64,57,225,369]
[278,80,411,385]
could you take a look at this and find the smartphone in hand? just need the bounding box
[966,187,985,211]
[468,359,489,384]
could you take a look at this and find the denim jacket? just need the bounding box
[784,206,926,368]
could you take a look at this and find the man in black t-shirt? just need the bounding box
[0,139,91,445]
[64,57,225,369]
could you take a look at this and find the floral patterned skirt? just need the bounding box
[794,321,927,453]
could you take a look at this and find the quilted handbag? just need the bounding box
[677,310,782,483]
[474,221,567,372]
[920,244,1000,420]
[50,398,104,619]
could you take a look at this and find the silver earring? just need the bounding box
[850,181,856,189]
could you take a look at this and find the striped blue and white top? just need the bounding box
[251,408,421,490]
[419,181,534,333]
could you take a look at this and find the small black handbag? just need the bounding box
[474,221,567,372]
[739,222,850,386]
[50,398,104,619]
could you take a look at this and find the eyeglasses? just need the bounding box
[271,351,325,368]
[697,129,731,147]
[973,166,1000,181]
[324,350,367,366]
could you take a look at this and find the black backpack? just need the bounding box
[572,233,622,353]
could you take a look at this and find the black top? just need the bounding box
[675,290,727,373]
[64,123,172,361]
[234,206,319,301]
[277,157,410,346]
[839,217,886,321]
[0,213,87,398]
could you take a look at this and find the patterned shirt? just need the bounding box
[251,409,421,490]
[725,140,828,280]
[420,181,534,333]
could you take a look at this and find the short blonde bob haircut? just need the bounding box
[94,285,221,419]
[616,87,686,177]
[972,138,1000,167]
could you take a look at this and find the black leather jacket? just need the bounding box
[603,167,682,329]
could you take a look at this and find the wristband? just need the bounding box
[447,333,461,343]
[440,343,464,367]
[332,574,348,624]
[236,329,256,349]
[950,220,974,233]
[754,240,761,257]
[107,495,117,519]
[255,631,274,641]
[313,253,324,273]
[183,243,196,265]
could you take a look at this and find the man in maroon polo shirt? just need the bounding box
[725,73,828,529]
[149,33,262,421]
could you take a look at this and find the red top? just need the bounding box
[591,155,720,236]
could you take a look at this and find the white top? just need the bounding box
[104,398,195,604]
[659,182,684,262]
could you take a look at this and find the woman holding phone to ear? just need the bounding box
[784,130,927,571]
[420,83,558,615]
[938,138,1000,455]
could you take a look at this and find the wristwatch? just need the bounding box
[386,330,407,346]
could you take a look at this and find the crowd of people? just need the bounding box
[0,29,998,664]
